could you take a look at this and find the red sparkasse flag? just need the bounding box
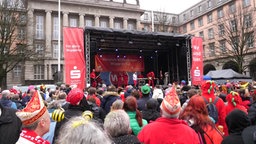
[63,27,85,89]
[191,37,203,85]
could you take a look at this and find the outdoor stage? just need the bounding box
[84,26,192,86]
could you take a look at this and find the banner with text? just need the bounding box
[95,54,144,72]
[64,27,85,89]
[191,37,203,85]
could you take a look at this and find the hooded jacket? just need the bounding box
[101,91,120,114]
[221,109,250,144]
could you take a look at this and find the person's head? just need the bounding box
[226,91,242,106]
[146,98,159,110]
[107,85,117,92]
[58,92,67,100]
[66,88,84,105]
[88,87,97,95]
[180,95,213,128]
[141,85,150,96]
[201,80,216,97]
[111,99,124,111]
[104,110,130,137]
[57,116,111,144]
[1,90,11,99]
[16,91,50,136]
[160,84,181,118]
[225,109,250,134]
[131,90,141,99]
[187,89,197,98]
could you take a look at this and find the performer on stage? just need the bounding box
[90,69,97,87]
[133,72,138,87]
[147,71,155,88]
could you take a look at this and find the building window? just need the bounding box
[190,21,195,30]
[13,65,21,77]
[198,5,202,13]
[183,14,186,21]
[229,2,236,13]
[199,31,204,40]
[34,65,44,80]
[128,23,135,30]
[52,43,58,59]
[246,33,254,48]
[243,0,250,7]
[198,17,203,27]
[183,25,187,33]
[114,22,121,29]
[172,17,176,24]
[19,13,26,24]
[85,19,93,26]
[244,14,252,28]
[154,14,158,21]
[35,43,44,55]
[230,19,237,32]
[207,0,212,8]
[190,10,194,17]
[219,40,226,53]
[18,27,26,40]
[208,28,214,39]
[100,18,108,28]
[35,15,44,39]
[143,25,149,31]
[218,24,224,36]
[69,18,78,27]
[144,13,148,20]
[217,8,223,19]
[209,43,215,56]
[207,13,212,23]
[52,16,59,40]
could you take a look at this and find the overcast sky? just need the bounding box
[139,0,202,13]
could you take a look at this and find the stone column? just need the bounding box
[45,10,52,58]
[109,16,114,28]
[123,18,128,29]
[79,13,85,28]
[95,15,100,27]
[136,19,141,30]
[27,9,34,50]
[63,12,69,27]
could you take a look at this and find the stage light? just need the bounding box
[157,42,161,46]
[98,48,101,51]
[155,50,158,53]
[100,54,102,57]
[139,56,142,58]
[176,43,180,46]
[100,39,105,42]
[151,56,153,59]
[117,55,120,58]
[129,41,133,44]
[123,55,126,58]
[115,48,118,52]
[140,50,142,52]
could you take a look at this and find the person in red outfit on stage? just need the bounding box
[147,71,155,88]
[90,69,97,87]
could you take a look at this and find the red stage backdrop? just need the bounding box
[191,37,203,85]
[95,54,144,72]
[63,27,85,89]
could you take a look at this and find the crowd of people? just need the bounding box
[1,80,256,144]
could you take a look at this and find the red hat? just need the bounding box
[66,88,84,105]
[201,80,216,96]
[9,88,18,94]
[160,84,181,117]
[16,90,47,126]
[226,91,242,106]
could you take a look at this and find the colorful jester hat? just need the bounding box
[226,91,242,107]
[201,80,216,97]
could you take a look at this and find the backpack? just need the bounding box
[202,96,219,123]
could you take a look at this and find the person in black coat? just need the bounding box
[0,103,22,144]
[222,109,250,144]
[101,85,120,114]
[142,98,160,123]
[248,90,256,125]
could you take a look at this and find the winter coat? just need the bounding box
[242,125,256,144]
[248,101,256,125]
[0,99,17,109]
[0,104,22,144]
[221,109,250,144]
[138,117,200,144]
[137,97,151,111]
[142,109,160,123]
[127,111,147,136]
[194,124,223,144]
[112,134,140,144]
[101,91,120,114]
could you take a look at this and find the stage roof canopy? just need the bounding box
[84,26,191,54]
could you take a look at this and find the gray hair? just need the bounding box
[104,109,130,137]
[1,90,10,99]
[111,99,124,111]
[57,116,111,144]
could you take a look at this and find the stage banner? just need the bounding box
[95,54,144,72]
[63,27,85,89]
[191,37,203,85]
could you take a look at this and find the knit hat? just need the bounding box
[141,85,150,94]
[201,80,216,96]
[16,90,47,126]
[66,88,84,105]
[160,84,181,117]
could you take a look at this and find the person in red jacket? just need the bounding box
[147,71,155,88]
[201,80,228,136]
[87,87,101,107]
[138,84,200,144]
[90,69,97,87]
[225,91,247,115]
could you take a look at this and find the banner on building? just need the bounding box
[63,27,85,89]
[191,37,203,85]
[95,54,144,72]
